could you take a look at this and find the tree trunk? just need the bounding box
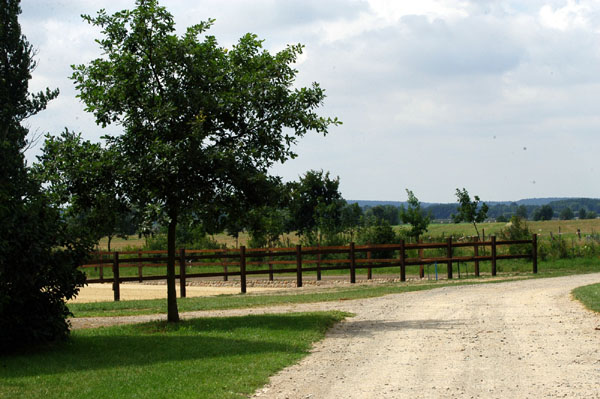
[107,235,112,252]
[166,214,180,322]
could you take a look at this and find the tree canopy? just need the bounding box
[71,0,340,321]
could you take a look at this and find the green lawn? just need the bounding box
[0,312,348,399]
[572,283,600,313]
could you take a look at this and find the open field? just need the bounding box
[0,312,347,399]
[96,219,600,251]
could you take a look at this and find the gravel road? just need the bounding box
[252,274,600,399]
[71,274,600,398]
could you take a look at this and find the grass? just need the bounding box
[69,257,600,318]
[0,311,348,399]
[97,219,600,252]
[572,283,600,313]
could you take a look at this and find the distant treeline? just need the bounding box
[359,198,600,223]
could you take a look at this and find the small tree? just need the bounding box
[72,1,339,322]
[578,208,587,220]
[451,188,489,239]
[400,189,431,242]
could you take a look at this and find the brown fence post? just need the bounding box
[491,235,497,276]
[446,237,453,279]
[179,248,186,298]
[240,246,247,294]
[419,238,424,278]
[268,250,274,281]
[112,251,120,301]
[222,249,228,282]
[474,237,480,277]
[137,250,143,282]
[316,244,322,281]
[99,263,104,283]
[296,244,303,288]
[367,250,372,280]
[400,239,406,282]
[532,233,538,274]
[349,242,356,284]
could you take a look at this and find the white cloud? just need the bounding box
[17,0,600,202]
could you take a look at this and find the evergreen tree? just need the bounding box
[0,0,90,352]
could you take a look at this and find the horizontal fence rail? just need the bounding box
[81,234,538,301]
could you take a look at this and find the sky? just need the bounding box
[18,0,600,203]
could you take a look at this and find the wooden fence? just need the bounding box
[80,234,538,301]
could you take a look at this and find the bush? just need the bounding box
[0,195,90,353]
[357,219,398,258]
[498,216,532,255]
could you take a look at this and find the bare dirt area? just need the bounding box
[69,282,283,303]
[71,274,600,398]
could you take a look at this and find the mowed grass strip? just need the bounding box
[69,258,600,318]
[0,312,348,399]
[572,283,600,313]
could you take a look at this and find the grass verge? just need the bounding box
[0,311,348,399]
[70,258,600,319]
[572,283,600,313]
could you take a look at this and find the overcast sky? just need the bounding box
[19,0,600,203]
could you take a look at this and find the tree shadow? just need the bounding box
[0,313,342,378]
[338,318,469,336]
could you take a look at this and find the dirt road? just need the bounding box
[252,274,600,398]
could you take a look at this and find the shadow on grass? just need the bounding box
[0,313,343,379]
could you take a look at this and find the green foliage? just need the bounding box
[578,208,587,220]
[340,203,363,241]
[516,205,528,219]
[496,215,508,222]
[559,207,574,220]
[357,218,398,258]
[451,188,489,239]
[587,210,598,219]
[0,0,89,352]
[498,216,532,255]
[364,204,400,225]
[71,1,339,321]
[287,170,345,240]
[533,205,554,221]
[400,189,431,240]
[34,130,135,251]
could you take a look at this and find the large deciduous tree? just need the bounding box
[72,0,339,322]
[0,0,89,351]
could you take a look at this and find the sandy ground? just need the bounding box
[71,274,600,398]
[69,282,282,303]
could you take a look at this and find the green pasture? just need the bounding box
[0,312,348,399]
